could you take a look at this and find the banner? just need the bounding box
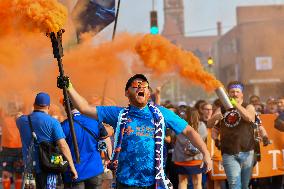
[208,114,284,180]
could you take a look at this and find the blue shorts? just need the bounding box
[0,147,24,173]
[175,164,206,175]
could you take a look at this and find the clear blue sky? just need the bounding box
[115,0,284,36]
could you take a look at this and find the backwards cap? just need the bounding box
[125,74,149,91]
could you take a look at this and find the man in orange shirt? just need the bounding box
[0,102,23,189]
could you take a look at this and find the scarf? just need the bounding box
[46,174,57,189]
[107,104,173,189]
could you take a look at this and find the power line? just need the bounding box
[163,25,234,37]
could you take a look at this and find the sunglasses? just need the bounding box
[130,81,149,89]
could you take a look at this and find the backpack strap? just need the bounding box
[73,119,110,159]
[27,115,38,142]
[73,119,99,142]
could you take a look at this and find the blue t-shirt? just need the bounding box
[97,105,188,186]
[61,111,104,183]
[16,111,65,173]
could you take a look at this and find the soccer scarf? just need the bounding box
[107,103,173,189]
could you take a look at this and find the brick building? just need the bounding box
[215,5,284,100]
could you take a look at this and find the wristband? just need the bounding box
[67,80,73,90]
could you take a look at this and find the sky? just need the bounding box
[114,0,284,37]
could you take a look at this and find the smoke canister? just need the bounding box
[215,87,233,110]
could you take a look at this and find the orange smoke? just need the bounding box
[62,33,143,105]
[0,0,70,111]
[135,34,223,92]
[0,0,67,34]
[0,0,222,113]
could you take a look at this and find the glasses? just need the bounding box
[130,81,149,89]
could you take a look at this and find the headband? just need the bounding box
[228,84,244,91]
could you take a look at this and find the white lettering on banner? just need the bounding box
[268,150,281,170]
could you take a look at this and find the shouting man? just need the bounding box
[59,74,212,189]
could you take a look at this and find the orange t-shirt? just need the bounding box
[1,116,22,148]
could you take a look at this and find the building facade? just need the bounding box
[215,5,284,100]
[161,0,219,104]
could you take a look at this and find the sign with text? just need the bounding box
[255,57,272,71]
[208,114,284,180]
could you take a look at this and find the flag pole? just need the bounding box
[112,0,121,40]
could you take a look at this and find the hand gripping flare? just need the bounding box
[57,76,72,90]
[215,87,241,128]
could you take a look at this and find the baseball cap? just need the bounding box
[178,101,187,107]
[34,92,50,107]
[125,74,149,91]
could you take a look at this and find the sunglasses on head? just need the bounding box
[130,81,149,89]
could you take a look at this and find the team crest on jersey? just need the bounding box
[124,126,134,135]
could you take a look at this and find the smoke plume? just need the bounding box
[135,34,223,92]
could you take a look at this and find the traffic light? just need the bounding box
[207,57,214,66]
[150,11,159,35]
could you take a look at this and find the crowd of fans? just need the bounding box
[161,93,284,189]
[0,86,284,189]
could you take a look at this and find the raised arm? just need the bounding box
[207,107,223,128]
[57,139,78,179]
[65,80,98,119]
[234,102,255,123]
[182,125,212,172]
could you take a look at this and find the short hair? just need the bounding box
[249,95,260,103]
[213,99,222,108]
[125,74,149,91]
[227,81,244,91]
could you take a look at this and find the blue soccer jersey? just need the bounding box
[97,105,187,186]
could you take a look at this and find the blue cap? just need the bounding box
[34,92,50,106]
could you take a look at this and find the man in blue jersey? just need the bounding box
[61,99,109,189]
[16,92,77,188]
[58,74,212,189]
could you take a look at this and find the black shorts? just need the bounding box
[0,147,24,173]
[64,174,103,189]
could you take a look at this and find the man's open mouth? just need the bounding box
[137,91,145,97]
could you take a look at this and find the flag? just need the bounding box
[73,0,115,39]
